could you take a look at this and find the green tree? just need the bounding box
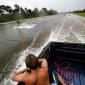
[0,5,13,22]
[32,8,39,17]
[14,4,20,13]
[13,4,23,20]
[5,6,12,15]
[0,5,6,15]
[48,9,57,15]
[42,8,48,13]
[27,9,32,17]
[39,8,48,16]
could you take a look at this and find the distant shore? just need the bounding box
[0,15,54,26]
[0,17,37,26]
[75,13,85,17]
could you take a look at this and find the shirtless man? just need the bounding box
[10,54,50,85]
[10,54,74,85]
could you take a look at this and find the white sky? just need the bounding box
[0,0,85,12]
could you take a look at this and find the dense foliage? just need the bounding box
[0,4,58,23]
[73,9,85,13]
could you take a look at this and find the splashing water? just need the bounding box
[14,23,37,30]
[1,31,44,85]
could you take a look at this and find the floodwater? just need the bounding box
[0,14,85,85]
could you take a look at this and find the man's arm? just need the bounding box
[57,73,67,85]
[14,68,31,75]
[9,68,30,82]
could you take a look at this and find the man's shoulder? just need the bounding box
[39,58,47,62]
[39,58,48,65]
[38,58,48,71]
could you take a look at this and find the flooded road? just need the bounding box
[0,14,85,85]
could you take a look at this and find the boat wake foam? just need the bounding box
[14,23,37,30]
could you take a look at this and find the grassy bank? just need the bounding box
[75,13,85,17]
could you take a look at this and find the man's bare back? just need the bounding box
[10,54,50,85]
[34,59,50,85]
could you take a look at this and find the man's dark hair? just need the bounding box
[25,54,39,69]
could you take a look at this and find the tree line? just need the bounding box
[0,4,58,23]
[73,9,85,13]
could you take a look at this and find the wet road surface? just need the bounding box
[0,14,85,84]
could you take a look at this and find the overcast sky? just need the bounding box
[0,0,85,12]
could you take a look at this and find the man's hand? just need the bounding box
[56,73,67,85]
